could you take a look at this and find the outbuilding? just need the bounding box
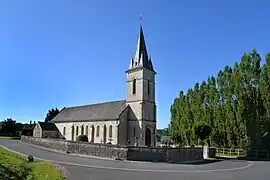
[33,122,62,139]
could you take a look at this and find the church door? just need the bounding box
[145,127,151,146]
[103,125,107,144]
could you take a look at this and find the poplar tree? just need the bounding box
[169,50,270,150]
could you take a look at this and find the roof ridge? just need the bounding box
[65,99,126,109]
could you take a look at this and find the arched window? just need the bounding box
[91,125,95,142]
[76,126,79,135]
[109,125,113,138]
[96,125,100,137]
[147,79,150,95]
[81,125,84,135]
[103,125,107,144]
[132,79,136,95]
[85,125,88,136]
[133,127,136,137]
[71,126,74,141]
[63,127,66,136]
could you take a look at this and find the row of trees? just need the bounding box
[0,118,35,136]
[157,128,169,137]
[0,108,60,137]
[169,49,270,150]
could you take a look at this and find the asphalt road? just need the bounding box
[1,139,270,180]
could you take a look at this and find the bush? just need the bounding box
[76,135,88,142]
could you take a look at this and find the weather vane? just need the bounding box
[140,14,143,26]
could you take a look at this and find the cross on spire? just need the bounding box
[140,14,143,26]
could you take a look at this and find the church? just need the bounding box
[52,25,157,147]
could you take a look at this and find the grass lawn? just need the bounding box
[0,146,65,180]
[0,136,21,140]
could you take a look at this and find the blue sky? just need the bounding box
[0,0,270,128]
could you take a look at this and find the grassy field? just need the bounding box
[0,146,65,180]
[0,136,21,140]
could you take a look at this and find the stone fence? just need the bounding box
[21,136,216,163]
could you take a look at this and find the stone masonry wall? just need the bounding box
[127,147,167,162]
[167,148,203,162]
[21,136,215,162]
[21,136,128,159]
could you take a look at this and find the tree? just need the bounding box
[157,128,169,137]
[193,122,212,146]
[2,118,17,136]
[45,108,60,122]
[169,49,270,150]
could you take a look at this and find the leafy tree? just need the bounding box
[45,108,60,122]
[1,118,17,136]
[193,122,212,146]
[169,49,270,150]
[157,128,169,137]
[171,134,182,144]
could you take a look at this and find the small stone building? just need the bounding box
[52,25,157,147]
[21,125,35,136]
[33,122,61,138]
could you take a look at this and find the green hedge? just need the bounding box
[76,135,88,142]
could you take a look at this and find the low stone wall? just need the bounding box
[21,136,128,160]
[167,148,203,162]
[127,147,167,162]
[21,136,215,163]
[126,147,205,162]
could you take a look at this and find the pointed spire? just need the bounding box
[134,26,148,65]
[128,25,155,73]
[126,17,155,73]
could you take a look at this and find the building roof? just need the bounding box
[22,124,35,130]
[128,25,155,73]
[38,122,59,131]
[51,100,127,122]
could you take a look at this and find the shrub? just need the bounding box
[76,135,88,142]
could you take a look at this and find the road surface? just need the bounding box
[0,139,270,180]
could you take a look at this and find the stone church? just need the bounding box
[52,25,157,147]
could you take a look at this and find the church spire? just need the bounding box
[128,23,155,73]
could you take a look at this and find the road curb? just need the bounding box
[0,143,254,173]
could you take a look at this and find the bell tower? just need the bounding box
[126,25,157,147]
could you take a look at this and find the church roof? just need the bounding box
[38,122,59,131]
[128,25,155,73]
[51,100,127,122]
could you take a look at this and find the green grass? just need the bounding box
[0,136,21,140]
[0,146,65,180]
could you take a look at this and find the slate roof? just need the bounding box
[128,26,155,73]
[38,122,59,131]
[51,100,127,122]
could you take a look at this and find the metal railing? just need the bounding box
[216,148,270,159]
[216,148,246,157]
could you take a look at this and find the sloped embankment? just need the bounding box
[0,146,65,180]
